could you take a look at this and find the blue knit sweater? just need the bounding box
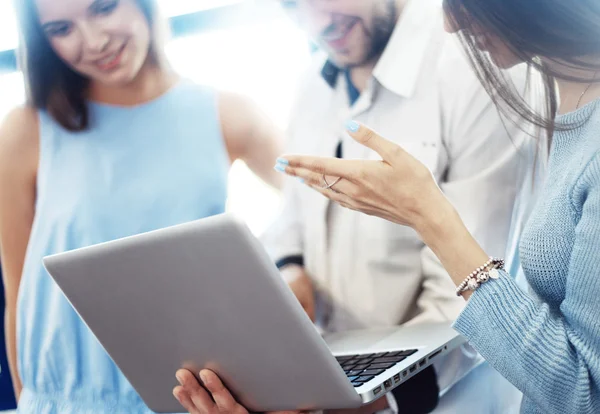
[454,99,600,414]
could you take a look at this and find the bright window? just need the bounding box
[167,13,311,234]
[0,0,250,52]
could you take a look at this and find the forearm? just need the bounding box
[415,189,600,412]
[246,154,284,190]
[5,308,22,400]
[415,195,489,299]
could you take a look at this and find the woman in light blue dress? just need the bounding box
[0,0,282,412]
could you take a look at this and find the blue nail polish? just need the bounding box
[274,164,286,173]
[297,177,305,184]
[276,157,290,165]
[345,120,360,133]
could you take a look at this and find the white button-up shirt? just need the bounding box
[262,0,539,410]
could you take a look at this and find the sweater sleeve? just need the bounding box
[453,157,600,413]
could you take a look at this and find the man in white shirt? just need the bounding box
[172,0,538,412]
[261,0,530,412]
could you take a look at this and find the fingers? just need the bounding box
[310,184,362,212]
[176,369,215,413]
[286,165,360,210]
[344,121,403,162]
[173,385,200,414]
[276,156,358,182]
[287,166,348,191]
[201,369,246,414]
[280,164,358,199]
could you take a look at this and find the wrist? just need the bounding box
[412,191,458,249]
[411,192,489,292]
[280,264,305,284]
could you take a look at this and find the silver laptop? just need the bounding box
[43,213,465,413]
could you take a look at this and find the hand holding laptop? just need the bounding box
[173,369,389,414]
[43,215,463,412]
[174,369,300,414]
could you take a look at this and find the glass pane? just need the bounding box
[0,72,25,120]
[0,2,18,52]
[0,0,249,52]
[160,0,247,17]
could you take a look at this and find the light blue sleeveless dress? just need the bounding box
[16,80,230,413]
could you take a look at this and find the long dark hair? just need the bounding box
[443,0,600,134]
[14,0,168,132]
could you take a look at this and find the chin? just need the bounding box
[329,53,368,69]
[90,68,140,87]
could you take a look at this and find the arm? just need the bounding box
[0,107,39,401]
[282,123,600,413]
[410,70,526,326]
[219,91,285,190]
[444,157,600,414]
[405,57,529,400]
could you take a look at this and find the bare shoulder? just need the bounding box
[217,90,256,119]
[217,91,262,142]
[0,105,39,177]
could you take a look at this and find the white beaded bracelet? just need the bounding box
[456,257,504,296]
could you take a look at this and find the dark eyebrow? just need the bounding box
[88,0,113,12]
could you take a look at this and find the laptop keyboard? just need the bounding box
[335,349,418,387]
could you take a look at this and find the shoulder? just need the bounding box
[217,90,256,115]
[0,106,39,172]
[577,148,600,187]
[217,91,262,139]
[216,91,265,152]
[572,141,600,213]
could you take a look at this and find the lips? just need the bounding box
[94,43,126,71]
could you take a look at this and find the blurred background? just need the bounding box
[0,1,313,410]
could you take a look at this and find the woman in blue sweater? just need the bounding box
[175,0,600,413]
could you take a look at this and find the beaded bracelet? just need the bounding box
[456,257,505,296]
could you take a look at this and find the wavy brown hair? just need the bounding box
[14,0,169,131]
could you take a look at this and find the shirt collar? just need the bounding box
[320,60,340,88]
[320,0,443,98]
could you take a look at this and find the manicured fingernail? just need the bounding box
[199,371,208,384]
[345,120,360,132]
[276,157,289,165]
[176,373,183,385]
[274,164,286,173]
[297,177,304,184]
